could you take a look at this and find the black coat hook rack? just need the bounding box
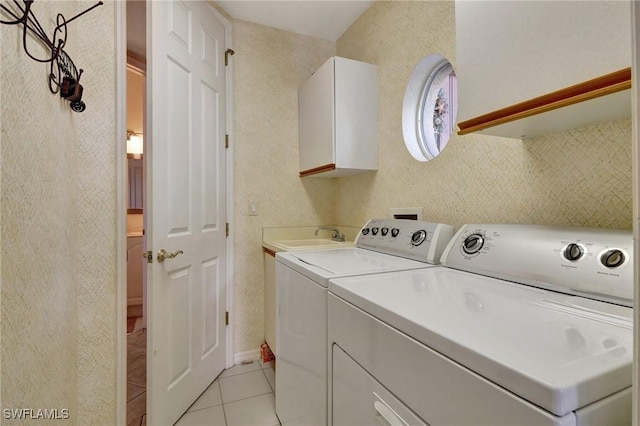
[0,0,103,112]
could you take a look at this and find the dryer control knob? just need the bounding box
[381,227,389,236]
[361,228,370,235]
[411,230,427,246]
[462,234,484,255]
[563,243,584,261]
[372,227,379,235]
[391,228,400,238]
[601,249,626,268]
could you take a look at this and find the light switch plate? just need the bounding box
[249,201,259,216]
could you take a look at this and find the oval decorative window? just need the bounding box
[402,54,457,161]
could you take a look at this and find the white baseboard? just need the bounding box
[233,349,261,365]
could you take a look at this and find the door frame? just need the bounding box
[632,2,640,424]
[115,3,235,425]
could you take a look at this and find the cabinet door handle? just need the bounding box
[157,249,183,263]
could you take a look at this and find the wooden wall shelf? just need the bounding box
[299,163,336,178]
[457,68,631,136]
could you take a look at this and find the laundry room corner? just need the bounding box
[230,19,338,356]
[334,1,632,231]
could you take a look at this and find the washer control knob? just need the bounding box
[411,230,427,246]
[361,228,370,235]
[462,233,484,255]
[601,249,626,268]
[391,228,400,238]
[381,227,389,236]
[371,227,379,236]
[563,243,584,261]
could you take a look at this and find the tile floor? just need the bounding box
[127,328,279,426]
[175,361,279,426]
[127,329,147,426]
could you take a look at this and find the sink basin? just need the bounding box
[263,226,359,253]
[276,239,345,248]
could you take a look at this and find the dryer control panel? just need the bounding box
[356,219,454,264]
[441,224,633,306]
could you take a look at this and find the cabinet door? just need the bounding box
[127,236,144,304]
[298,58,335,172]
[334,57,377,171]
[263,252,277,356]
[456,1,631,122]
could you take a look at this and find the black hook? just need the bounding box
[0,0,103,113]
[0,0,31,25]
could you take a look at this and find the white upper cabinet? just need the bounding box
[298,56,378,177]
[455,1,631,139]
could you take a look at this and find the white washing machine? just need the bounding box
[328,224,633,425]
[275,219,455,426]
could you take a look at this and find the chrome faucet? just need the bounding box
[314,226,345,242]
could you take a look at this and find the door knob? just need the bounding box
[157,249,184,263]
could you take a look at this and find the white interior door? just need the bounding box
[147,1,227,424]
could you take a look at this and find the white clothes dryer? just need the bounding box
[328,224,633,425]
[275,219,454,426]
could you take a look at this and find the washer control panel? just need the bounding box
[356,219,454,264]
[441,224,633,306]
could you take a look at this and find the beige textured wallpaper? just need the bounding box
[335,1,632,230]
[232,20,336,352]
[1,1,117,424]
[74,1,117,422]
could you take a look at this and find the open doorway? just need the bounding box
[125,1,147,425]
[125,61,147,425]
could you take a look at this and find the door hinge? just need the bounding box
[225,134,229,149]
[226,222,229,237]
[225,311,229,326]
[143,250,153,263]
[225,48,235,66]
